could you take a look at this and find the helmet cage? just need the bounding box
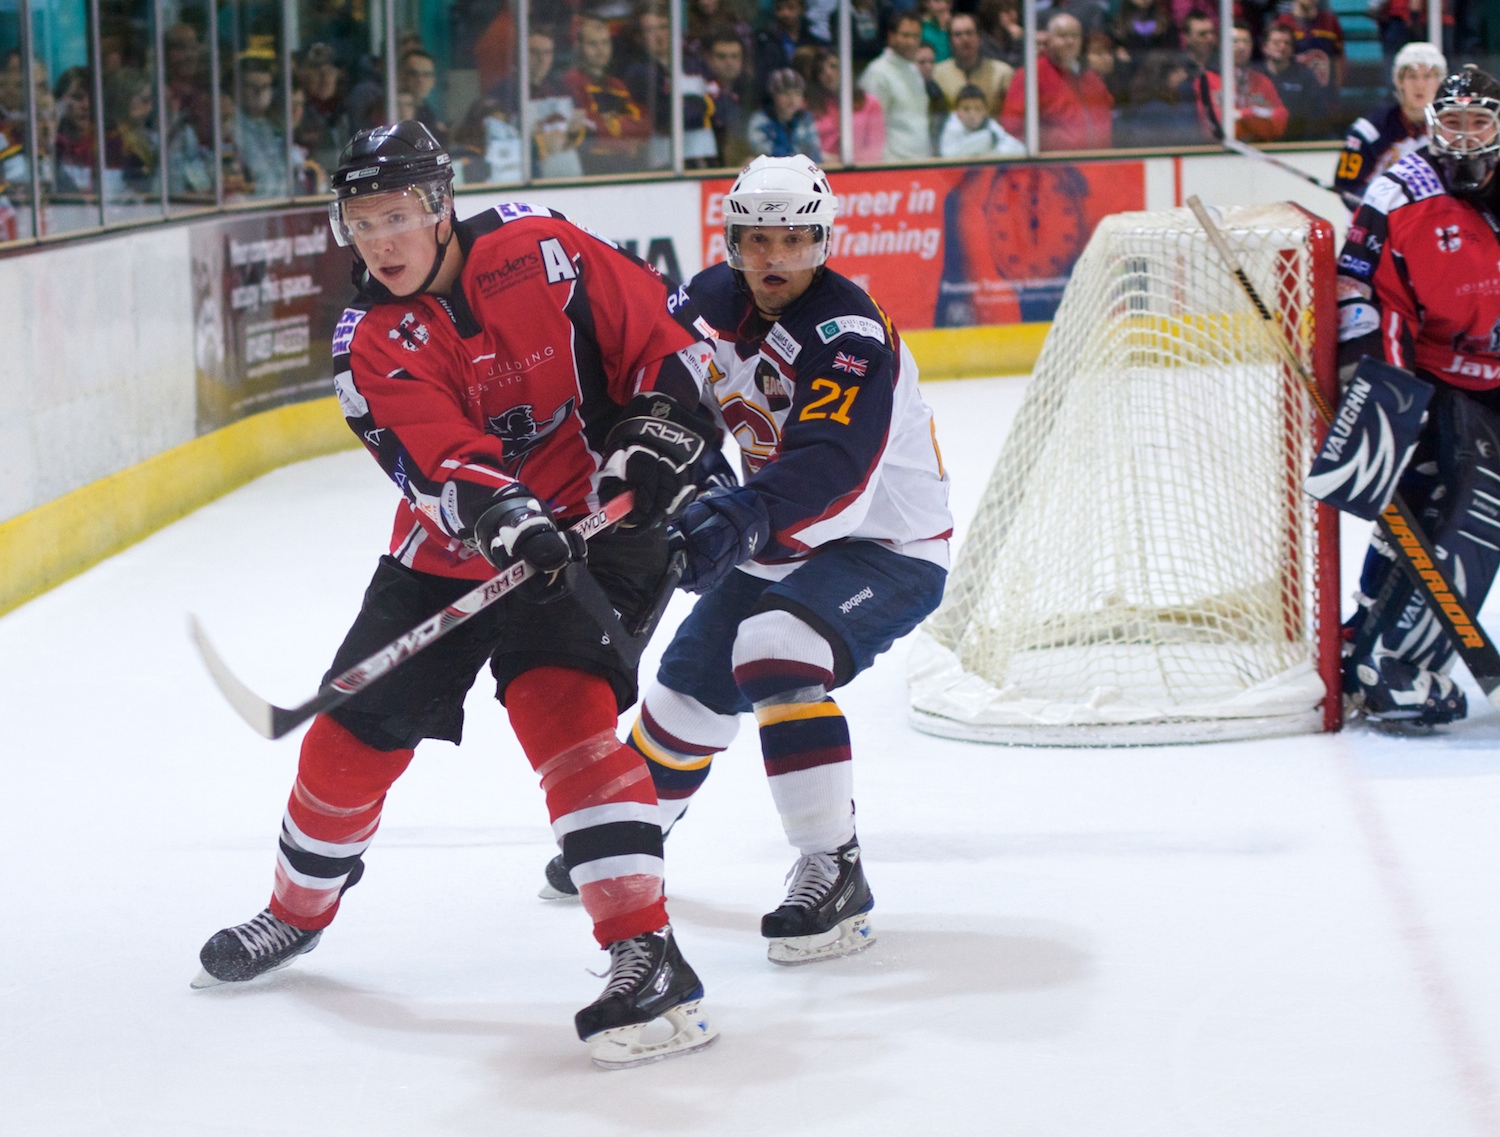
[1426,95,1500,194]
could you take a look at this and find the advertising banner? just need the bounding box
[190,207,350,433]
[701,160,1146,331]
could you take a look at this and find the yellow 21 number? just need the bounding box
[800,378,860,424]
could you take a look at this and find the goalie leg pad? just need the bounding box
[1350,654,1467,725]
[1306,357,1433,520]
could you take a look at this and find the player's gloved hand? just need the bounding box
[668,486,771,594]
[599,392,709,528]
[694,440,740,495]
[473,484,587,602]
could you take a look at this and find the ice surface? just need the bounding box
[3,377,1499,1136]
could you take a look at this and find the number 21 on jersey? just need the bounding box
[801,378,859,424]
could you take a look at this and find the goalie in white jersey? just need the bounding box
[542,155,953,964]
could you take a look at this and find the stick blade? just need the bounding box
[187,615,281,739]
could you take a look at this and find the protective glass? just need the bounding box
[725,224,829,272]
[1428,103,1500,157]
[328,185,450,247]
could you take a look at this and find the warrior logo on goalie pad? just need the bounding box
[1306,358,1433,520]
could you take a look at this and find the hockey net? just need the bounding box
[909,202,1341,745]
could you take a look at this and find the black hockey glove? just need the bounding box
[473,484,587,603]
[668,485,771,594]
[599,392,709,528]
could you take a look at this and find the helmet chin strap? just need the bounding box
[412,217,455,295]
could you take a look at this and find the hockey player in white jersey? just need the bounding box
[542,155,953,964]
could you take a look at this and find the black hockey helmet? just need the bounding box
[328,120,453,248]
[1425,65,1500,195]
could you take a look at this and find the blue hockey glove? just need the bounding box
[473,484,586,602]
[599,392,709,528]
[669,485,771,594]
[694,440,740,495]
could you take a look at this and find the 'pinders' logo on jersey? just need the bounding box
[389,312,430,351]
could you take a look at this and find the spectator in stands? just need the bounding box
[747,67,822,160]
[287,84,328,194]
[626,1,718,169]
[1256,21,1334,141]
[399,48,448,146]
[1049,0,1112,36]
[686,0,753,72]
[796,45,885,164]
[295,42,350,173]
[860,10,932,160]
[1274,0,1345,89]
[233,54,289,198]
[1195,22,1287,142]
[1332,40,1444,210]
[0,52,25,130]
[564,15,651,174]
[1178,11,1218,91]
[103,67,157,197]
[0,55,55,195]
[1115,50,1202,147]
[1085,30,1128,105]
[344,53,388,132]
[54,66,97,193]
[449,95,523,185]
[704,29,755,168]
[755,0,820,100]
[976,0,1024,66]
[920,0,954,63]
[830,0,885,71]
[1001,11,1113,151]
[525,28,589,179]
[1113,0,1176,56]
[914,42,951,154]
[939,82,1025,156]
[934,11,1014,114]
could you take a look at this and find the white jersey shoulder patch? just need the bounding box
[1352,117,1379,143]
[1363,172,1411,215]
[334,369,369,419]
[332,307,367,356]
[815,314,885,345]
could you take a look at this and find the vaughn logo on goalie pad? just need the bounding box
[1305,358,1433,521]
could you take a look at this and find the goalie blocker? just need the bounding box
[1305,358,1434,521]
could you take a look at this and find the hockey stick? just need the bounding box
[1187,196,1500,705]
[1218,136,1337,194]
[190,492,637,740]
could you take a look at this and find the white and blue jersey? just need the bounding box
[688,261,953,579]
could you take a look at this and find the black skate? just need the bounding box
[575,925,718,1069]
[1347,653,1467,727]
[191,909,323,989]
[761,838,875,965]
[538,853,579,900]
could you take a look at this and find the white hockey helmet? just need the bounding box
[723,155,839,273]
[1392,41,1446,85]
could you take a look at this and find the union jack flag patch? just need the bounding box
[832,352,867,377]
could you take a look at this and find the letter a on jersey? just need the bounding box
[539,238,578,284]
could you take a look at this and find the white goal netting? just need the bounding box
[909,203,1339,745]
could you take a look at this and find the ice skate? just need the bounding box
[191,908,323,989]
[1347,653,1466,728]
[761,837,875,965]
[575,925,717,1069]
[538,853,579,900]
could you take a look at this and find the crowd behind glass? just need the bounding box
[0,0,1496,243]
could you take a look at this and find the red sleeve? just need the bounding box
[999,67,1026,137]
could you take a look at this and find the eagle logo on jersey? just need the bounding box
[832,352,868,377]
[389,312,430,351]
[1450,317,1500,357]
[1437,225,1463,253]
[485,398,577,472]
[754,359,791,411]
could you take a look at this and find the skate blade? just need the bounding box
[586,999,719,1070]
[190,967,225,990]
[537,882,580,901]
[767,912,875,966]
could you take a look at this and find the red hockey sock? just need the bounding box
[269,715,413,931]
[507,668,668,945]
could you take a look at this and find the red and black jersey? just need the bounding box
[1335,150,1500,392]
[332,202,713,580]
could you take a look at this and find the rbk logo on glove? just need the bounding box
[1306,358,1433,520]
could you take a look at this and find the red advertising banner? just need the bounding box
[701,160,1146,331]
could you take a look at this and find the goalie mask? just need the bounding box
[723,155,839,273]
[1426,65,1500,196]
[329,121,455,294]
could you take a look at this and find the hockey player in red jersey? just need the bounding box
[1336,66,1500,727]
[192,121,720,1067]
[541,156,953,964]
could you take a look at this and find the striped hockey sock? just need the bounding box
[629,681,740,832]
[269,714,414,931]
[733,610,855,854]
[508,667,668,946]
